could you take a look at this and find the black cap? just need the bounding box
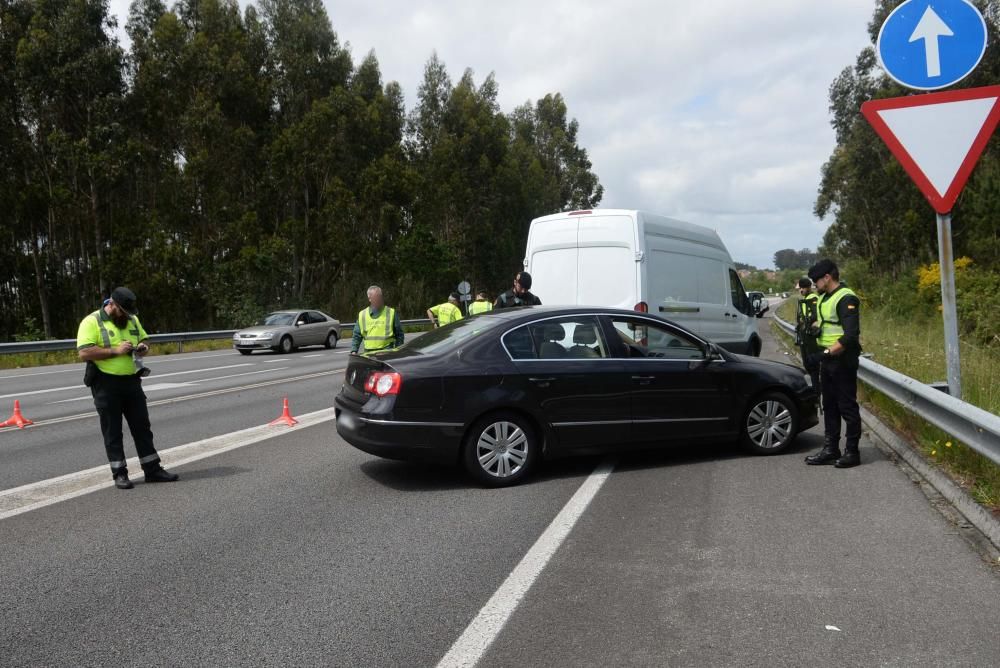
[807,259,837,282]
[110,286,138,315]
[797,277,812,289]
[516,271,532,290]
[449,292,461,301]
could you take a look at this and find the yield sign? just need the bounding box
[861,85,1000,213]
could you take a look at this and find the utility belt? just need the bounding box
[84,362,145,387]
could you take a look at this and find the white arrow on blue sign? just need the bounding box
[877,0,987,91]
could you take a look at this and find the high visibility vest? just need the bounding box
[89,310,143,375]
[358,306,397,353]
[797,293,819,328]
[431,302,463,325]
[817,286,858,348]
[468,300,492,315]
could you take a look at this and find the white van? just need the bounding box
[523,208,765,356]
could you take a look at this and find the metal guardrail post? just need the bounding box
[773,314,1000,466]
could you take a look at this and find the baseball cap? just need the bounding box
[807,259,837,282]
[797,277,812,289]
[110,286,138,315]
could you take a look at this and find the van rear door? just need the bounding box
[576,214,637,308]
[526,218,578,306]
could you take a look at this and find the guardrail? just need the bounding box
[773,314,1000,466]
[0,319,433,355]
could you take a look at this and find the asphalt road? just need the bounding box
[2,310,998,666]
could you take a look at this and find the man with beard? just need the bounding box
[77,287,179,489]
[494,271,542,309]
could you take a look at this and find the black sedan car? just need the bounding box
[335,306,818,486]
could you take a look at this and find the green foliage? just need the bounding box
[0,0,602,341]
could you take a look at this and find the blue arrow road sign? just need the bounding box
[877,0,987,90]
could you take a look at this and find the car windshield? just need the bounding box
[257,313,294,326]
[398,315,498,355]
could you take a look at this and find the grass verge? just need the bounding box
[774,300,1000,515]
[0,339,236,370]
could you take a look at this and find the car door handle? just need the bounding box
[529,377,556,387]
[631,375,655,384]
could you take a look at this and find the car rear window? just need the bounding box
[399,316,497,355]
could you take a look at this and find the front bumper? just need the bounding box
[334,394,464,463]
[233,337,274,350]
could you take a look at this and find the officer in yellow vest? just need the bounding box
[468,291,493,315]
[76,287,179,489]
[804,260,863,468]
[427,292,464,327]
[351,285,404,355]
[794,277,821,390]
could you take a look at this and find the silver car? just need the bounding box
[233,310,341,355]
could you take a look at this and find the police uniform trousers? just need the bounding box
[90,371,161,474]
[819,356,862,448]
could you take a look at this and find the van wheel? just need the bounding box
[750,337,762,357]
[462,412,538,487]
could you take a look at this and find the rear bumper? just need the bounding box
[334,395,464,463]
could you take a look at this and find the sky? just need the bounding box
[109,0,878,269]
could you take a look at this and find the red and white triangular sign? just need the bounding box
[861,85,1000,214]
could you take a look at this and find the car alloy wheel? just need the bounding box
[741,391,798,454]
[279,336,292,354]
[463,412,538,486]
[325,331,338,349]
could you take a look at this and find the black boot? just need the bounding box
[835,444,861,468]
[805,442,841,465]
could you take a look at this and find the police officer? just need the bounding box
[804,260,863,468]
[494,271,542,309]
[351,285,404,355]
[76,287,179,489]
[427,292,464,327]
[794,277,821,390]
[468,290,493,315]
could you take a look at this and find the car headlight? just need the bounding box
[259,331,274,338]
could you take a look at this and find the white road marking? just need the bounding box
[6,368,344,428]
[0,408,337,520]
[264,358,290,363]
[0,363,253,400]
[435,458,616,668]
[191,368,287,383]
[303,354,322,358]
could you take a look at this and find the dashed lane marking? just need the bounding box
[1,368,344,430]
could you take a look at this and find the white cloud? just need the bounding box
[108,0,876,268]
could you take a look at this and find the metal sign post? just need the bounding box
[936,213,962,398]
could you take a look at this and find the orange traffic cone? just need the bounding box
[0,400,34,428]
[268,397,299,426]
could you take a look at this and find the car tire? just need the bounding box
[237,349,252,356]
[750,337,762,357]
[325,331,338,349]
[277,336,293,354]
[462,412,539,487]
[740,391,798,455]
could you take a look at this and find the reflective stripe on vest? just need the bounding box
[92,311,139,347]
[358,306,396,351]
[817,286,857,348]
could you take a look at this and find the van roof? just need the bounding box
[530,208,726,252]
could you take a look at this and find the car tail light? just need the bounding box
[364,372,402,397]
[634,302,648,313]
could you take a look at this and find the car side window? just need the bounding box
[503,316,608,360]
[609,317,705,360]
[306,311,326,324]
